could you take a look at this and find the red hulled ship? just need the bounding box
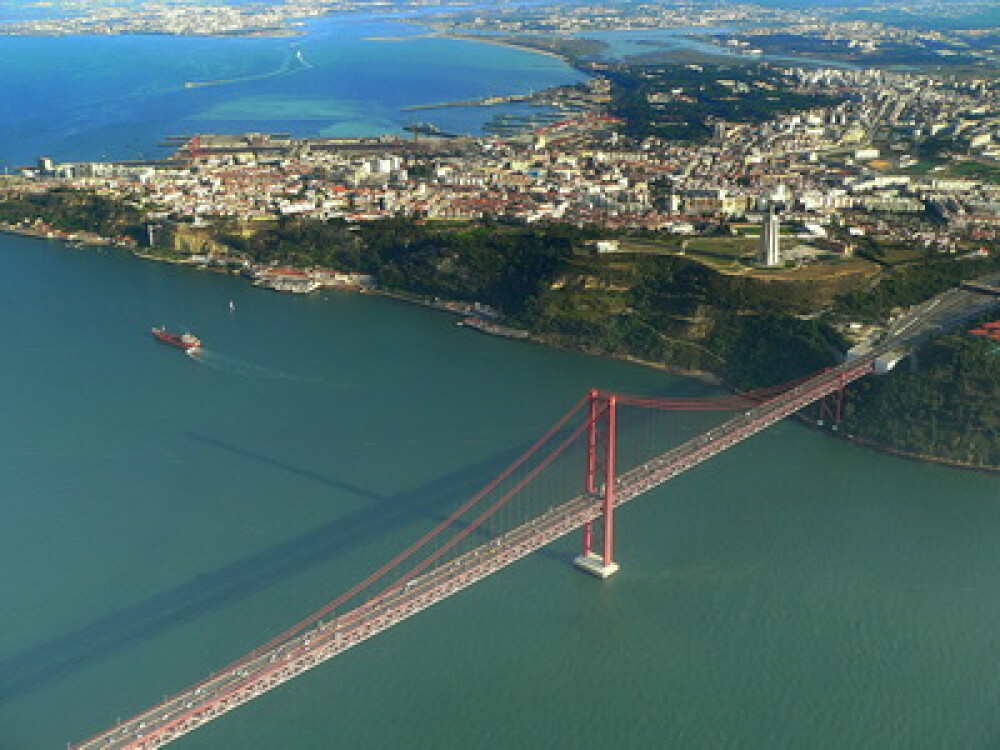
[152,326,201,351]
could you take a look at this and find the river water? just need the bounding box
[1,17,1000,750]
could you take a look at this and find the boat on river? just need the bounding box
[152,326,201,351]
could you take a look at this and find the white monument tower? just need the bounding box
[759,201,782,267]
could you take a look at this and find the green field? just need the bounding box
[860,240,933,266]
[619,236,756,272]
[945,160,1000,184]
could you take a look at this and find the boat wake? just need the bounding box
[186,349,305,381]
[182,44,312,90]
[186,348,359,390]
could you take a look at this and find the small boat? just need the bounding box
[152,326,201,351]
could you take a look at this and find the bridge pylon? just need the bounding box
[816,370,848,430]
[575,390,620,579]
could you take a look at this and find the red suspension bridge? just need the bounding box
[75,353,878,749]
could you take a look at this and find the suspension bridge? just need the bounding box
[65,269,1000,749]
[72,348,882,749]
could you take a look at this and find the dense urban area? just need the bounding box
[2,0,999,469]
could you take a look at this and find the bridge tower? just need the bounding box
[816,370,849,430]
[575,390,620,579]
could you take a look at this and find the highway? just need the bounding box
[850,270,1000,362]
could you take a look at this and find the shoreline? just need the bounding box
[2,222,994,475]
[841,432,1000,474]
[366,286,723,384]
[397,19,593,68]
[365,283,998,472]
[0,222,134,249]
[530,334,724,387]
[439,32,573,63]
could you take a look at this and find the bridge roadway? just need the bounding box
[75,355,878,749]
[890,271,1000,348]
[851,271,1000,361]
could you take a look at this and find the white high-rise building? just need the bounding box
[759,205,782,267]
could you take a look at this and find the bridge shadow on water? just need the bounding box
[0,432,573,705]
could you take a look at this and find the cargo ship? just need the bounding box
[152,326,201,351]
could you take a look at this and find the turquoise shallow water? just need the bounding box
[1,17,1000,750]
[0,17,584,167]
